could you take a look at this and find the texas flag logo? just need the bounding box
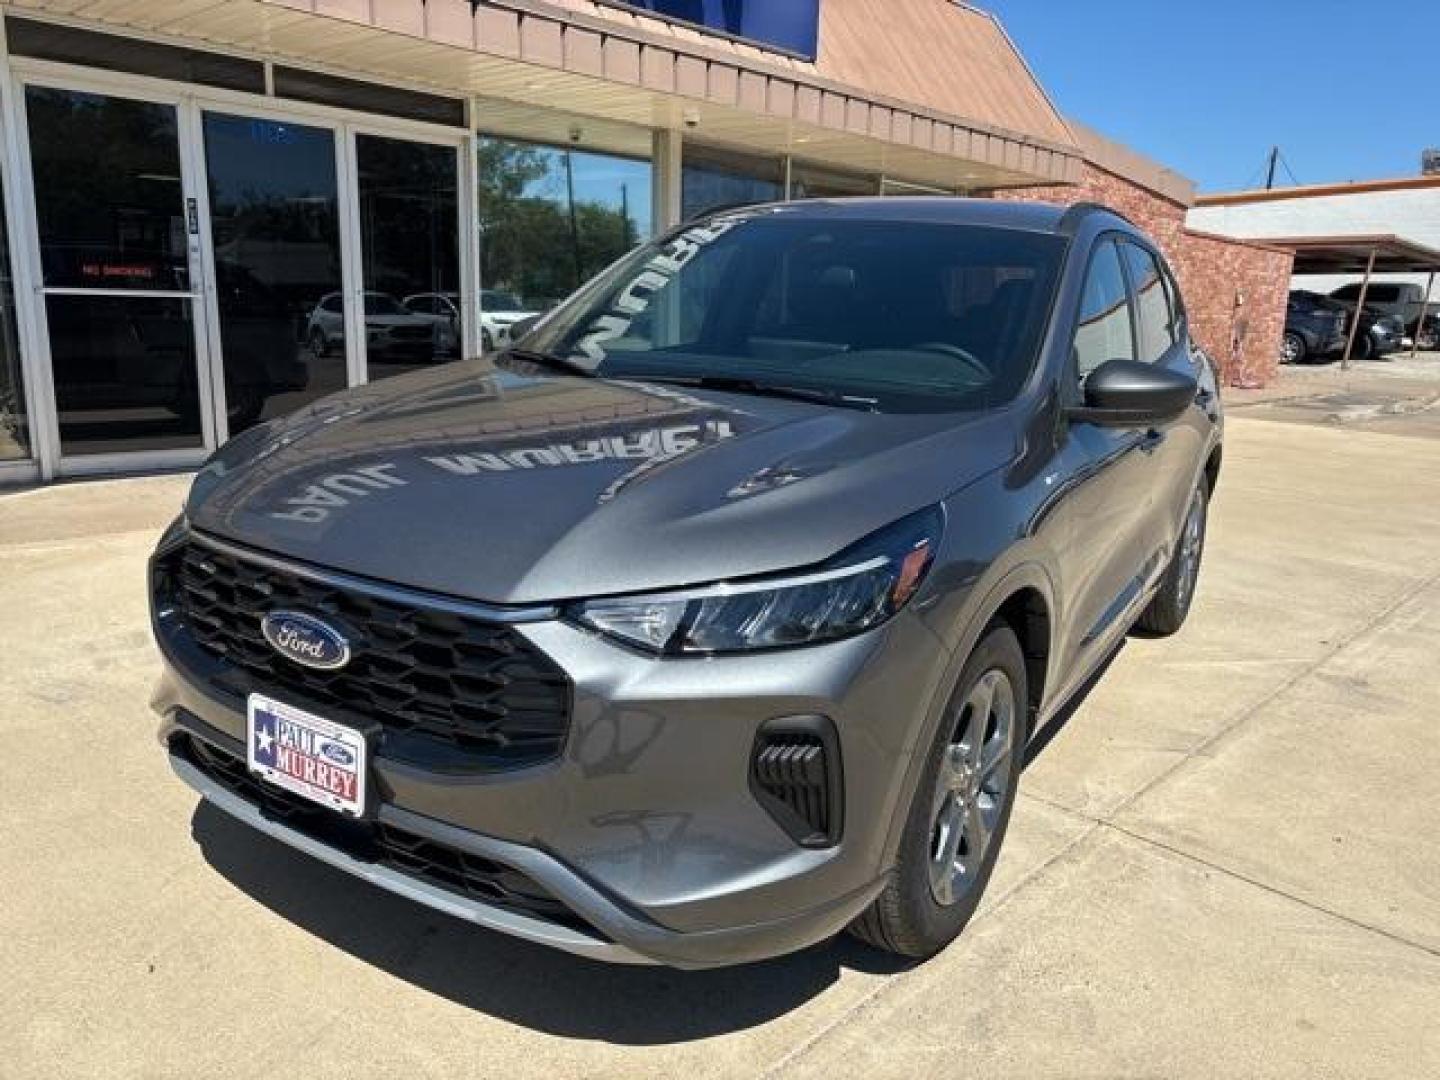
[247,697,365,816]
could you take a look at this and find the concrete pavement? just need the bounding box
[2,415,1438,1078]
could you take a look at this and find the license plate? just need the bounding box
[246,693,367,818]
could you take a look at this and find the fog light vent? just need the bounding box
[750,716,843,848]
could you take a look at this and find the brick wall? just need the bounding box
[1172,229,1293,389]
[991,162,1294,387]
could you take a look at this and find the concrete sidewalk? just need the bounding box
[2,416,1438,1079]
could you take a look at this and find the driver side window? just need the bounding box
[1074,239,1134,381]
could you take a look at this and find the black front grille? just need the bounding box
[749,717,843,848]
[177,733,594,933]
[155,536,571,772]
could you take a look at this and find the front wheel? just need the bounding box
[1136,475,1209,636]
[1280,331,1306,365]
[848,623,1026,959]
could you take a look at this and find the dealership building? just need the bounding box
[0,0,1282,485]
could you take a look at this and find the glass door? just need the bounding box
[353,131,462,381]
[23,84,211,463]
[199,111,347,439]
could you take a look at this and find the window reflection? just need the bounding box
[356,134,460,380]
[26,87,188,291]
[788,164,876,200]
[681,145,782,220]
[203,113,345,434]
[476,138,651,348]
[47,295,202,455]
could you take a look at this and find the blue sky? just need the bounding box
[985,0,1439,192]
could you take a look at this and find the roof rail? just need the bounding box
[1057,201,1134,234]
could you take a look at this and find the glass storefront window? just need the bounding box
[202,112,346,434]
[26,87,189,291]
[356,133,460,380]
[45,294,201,455]
[788,163,877,200]
[681,145,782,220]
[881,179,955,196]
[27,87,205,455]
[476,138,651,343]
[0,164,30,462]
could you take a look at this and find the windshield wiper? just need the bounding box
[498,348,596,378]
[633,374,878,412]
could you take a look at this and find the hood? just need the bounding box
[186,361,1015,604]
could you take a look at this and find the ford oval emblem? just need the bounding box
[320,743,355,766]
[260,610,351,670]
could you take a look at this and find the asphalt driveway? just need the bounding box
[2,413,1438,1078]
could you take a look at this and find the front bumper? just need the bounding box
[162,711,888,967]
[152,535,951,967]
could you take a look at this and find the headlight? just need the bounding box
[571,506,943,655]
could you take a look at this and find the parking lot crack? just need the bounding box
[1105,563,1440,820]
[1097,820,1440,962]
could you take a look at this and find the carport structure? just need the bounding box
[1258,234,1440,367]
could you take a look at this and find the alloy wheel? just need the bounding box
[1281,333,1302,364]
[1175,489,1206,612]
[927,668,1016,907]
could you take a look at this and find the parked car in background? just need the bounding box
[401,292,463,356]
[479,288,538,351]
[1282,290,1346,364]
[1329,282,1437,347]
[152,199,1222,968]
[1292,289,1402,361]
[1417,307,1440,351]
[306,292,440,364]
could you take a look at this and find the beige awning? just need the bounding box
[1256,234,1440,275]
[5,0,1083,190]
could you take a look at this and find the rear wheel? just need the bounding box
[1281,331,1306,365]
[1136,475,1209,636]
[849,624,1026,959]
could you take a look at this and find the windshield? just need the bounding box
[524,211,1066,412]
[364,292,406,316]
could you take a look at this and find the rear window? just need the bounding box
[526,212,1066,413]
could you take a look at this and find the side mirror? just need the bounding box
[1068,358,1196,427]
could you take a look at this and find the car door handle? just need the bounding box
[1139,429,1166,455]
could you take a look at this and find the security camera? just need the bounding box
[682,109,700,129]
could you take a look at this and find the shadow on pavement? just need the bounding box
[191,802,910,1044]
[1023,640,1123,768]
[189,638,1122,1040]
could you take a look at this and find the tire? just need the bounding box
[309,329,329,360]
[1135,475,1209,636]
[1281,331,1306,365]
[1418,327,1438,352]
[481,328,495,353]
[1353,332,1375,361]
[848,623,1027,960]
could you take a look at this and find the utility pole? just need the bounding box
[1265,146,1279,190]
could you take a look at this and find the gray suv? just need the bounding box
[151,199,1222,968]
